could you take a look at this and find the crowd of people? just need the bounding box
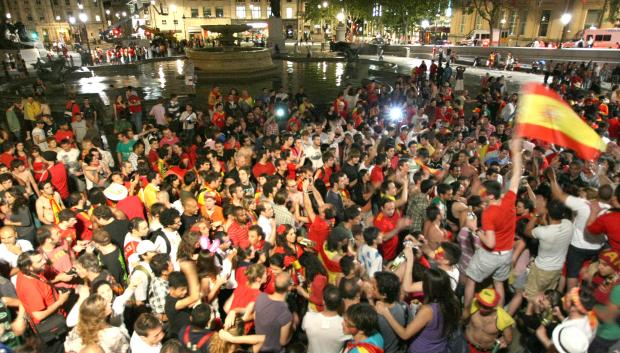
[0,53,619,353]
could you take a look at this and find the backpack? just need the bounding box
[181,326,214,353]
[149,229,171,256]
[131,264,152,299]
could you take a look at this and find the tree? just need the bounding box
[598,0,620,27]
[454,0,515,46]
[381,0,449,41]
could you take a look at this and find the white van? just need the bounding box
[459,30,490,46]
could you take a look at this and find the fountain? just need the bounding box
[188,24,276,78]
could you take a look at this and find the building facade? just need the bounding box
[449,0,618,46]
[2,0,300,44]
[128,0,301,41]
[2,0,127,43]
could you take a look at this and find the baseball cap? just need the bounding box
[552,324,589,353]
[137,240,158,256]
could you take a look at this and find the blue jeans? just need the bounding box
[132,111,143,133]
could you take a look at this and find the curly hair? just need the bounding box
[77,294,109,346]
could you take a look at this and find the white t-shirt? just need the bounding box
[358,244,383,278]
[564,196,609,250]
[532,219,573,271]
[31,127,48,151]
[302,312,350,353]
[130,331,162,353]
[304,145,323,170]
[130,262,152,302]
[154,229,181,270]
[0,240,33,268]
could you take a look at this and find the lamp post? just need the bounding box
[500,18,506,46]
[79,13,92,65]
[560,13,571,46]
[5,13,11,20]
[170,4,177,40]
[421,19,429,45]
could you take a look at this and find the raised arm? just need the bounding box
[508,138,523,194]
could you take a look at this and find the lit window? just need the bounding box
[95,14,101,21]
[236,5,246,18]
[251,5,261,18]
[286,7,292,18]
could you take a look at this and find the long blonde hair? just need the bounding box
[208,316,243,353]
[77,294,110,346]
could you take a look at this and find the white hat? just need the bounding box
[136,240,158,256]
[552,323,589,353]
[103,183,128,201]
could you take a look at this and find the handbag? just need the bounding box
[27,274,68,343]
[34,312,68,343]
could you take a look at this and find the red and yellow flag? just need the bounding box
[515,83,606,161]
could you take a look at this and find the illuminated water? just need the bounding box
[67,59,392,106]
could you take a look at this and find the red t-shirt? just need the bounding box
[229,221,250,249]
[587,211,620,252]
[375,210,401,261]
[54,130,74,144]
[481,191,516,251]
[370,165,384,185]
[229,284,260,311]
[252,162,276,179]
[116,195,146,220]
[0,152,14,168]
[42,163,69,199]
[128,95,142,113]
[307,217,330,252]
[15,273,58,324]
[212,111,226,129]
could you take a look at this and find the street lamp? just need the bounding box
[170,4,177,39]
[421,19,429,45]
[55,15,60,21]
[322,1,328,8]
[78,13,92,65]
[336,12,345,23]
[560,13,572,45]
[5,13,10,19]
[69,16,76,24]
[105,9,110,15]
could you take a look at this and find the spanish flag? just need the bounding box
[515,83,606,161]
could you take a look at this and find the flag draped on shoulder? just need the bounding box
[515,83,607,161]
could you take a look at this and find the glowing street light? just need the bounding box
[170,4,177,12]
[69,16,76,24]
[5,13,11,19]
[322,1,328,7]
[79,13,88,22]
[105,9,110,15]
[55,15,61,20]
[560,13,572,25]
[421,19,430,29]
[336,12,345,22]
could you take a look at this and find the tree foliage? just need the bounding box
[453,0,516,45]
[380,0,449,36]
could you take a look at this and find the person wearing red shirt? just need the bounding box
[463,138,523,314]
[225,263,266,332]
[587,186,620,252]
[370,154,388,188]
[0,142,15,168]
[16,251,71,353]
[53,121,75,144]
[374,198,411,262]
[128,94,143,133]
[40,152,69,200]
[252,150,276,179]
[211,103,226,129]
[228,206,251,249]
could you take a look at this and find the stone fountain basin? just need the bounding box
[188,47,276,76]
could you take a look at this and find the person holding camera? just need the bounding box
[16,250,72,353]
